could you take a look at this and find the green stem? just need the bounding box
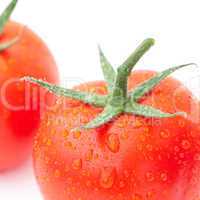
[122,38,155,74]
[110,38,155,104]
[125,102,186,118]
[98,46,116,92]
[24,77,107,107]
[0,0,18,34]
[129,63,196,102]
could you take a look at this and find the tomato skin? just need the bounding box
[0,21,59,171]
[34,71,200,200]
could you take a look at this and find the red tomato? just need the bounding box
[33,71,200,200]
[0,21,59,171]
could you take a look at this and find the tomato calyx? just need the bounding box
[0,0,19,51]
[24,39,195,129]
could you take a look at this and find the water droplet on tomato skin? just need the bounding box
[136,144,143,151]
[86,180,92,187]
[179,152,185,159]
[119,181,125,188]
[73,130,81,139]
[62,130,69,138]
[174,146,180,152]
[54,169,61,178]
[134,119,143,128]
[132,194,143,200]
[145,172,155,182]
[160,130,170,139]
[181,140,191,150]
[146,191,155,199]
[160,172,168,182]
[44,156,50,164]
[46,139,52,146]
[99,167,116,189]
[158,154,162,161]
[178,119,186,128]
[139,134,146,142]
[72,159,82,170]
[121,132,129,140]
[146,144,153,151]
[194,153,200,161]
[64,141,76,150]
[124,170,130,178]
[85,149,94,161]
[106,134,120,153]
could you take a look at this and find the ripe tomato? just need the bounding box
[0,20,59,171]
[33,70,200,200]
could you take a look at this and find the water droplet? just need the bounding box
[121,132,129,140]
[174,146,180,152]
[85,149,94,161]
[181,140,191,150]
[124,170,130,178]
[194,153,200,161]
[160,130,170,139]
[139,134,146,142]
[177,159,182,165]
[146,144,153,151]
[106,134,120,153]
[136,144,143,151]
[94,153,99,160]
[71,186,76,192]
[46,139,52,146]
[146,172,154,182]
[132,194,143,200]
[72,159,82,170]
[54,169,61,178]
[62,130,69,138]
[44,157,50,164]
[134,119,143,128]
[119,181,125,188]
[160,172,168,182]
[118,122,124,128]
[86,180,92,187]
[146,191,155,199]
[73,130,81,139]
[81,170,87,176]
[179,119,185,128]
[179,153,185,158]
[158,154,162,161]
[64,141,73,148]
[143,127,149,133]
[64,141,76,150]
[99,167,116,189]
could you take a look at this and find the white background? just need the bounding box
[1,0,200,199]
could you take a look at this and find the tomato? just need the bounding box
[0,19,59,169]
[33,71,200,200]
[32,38,200,200]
